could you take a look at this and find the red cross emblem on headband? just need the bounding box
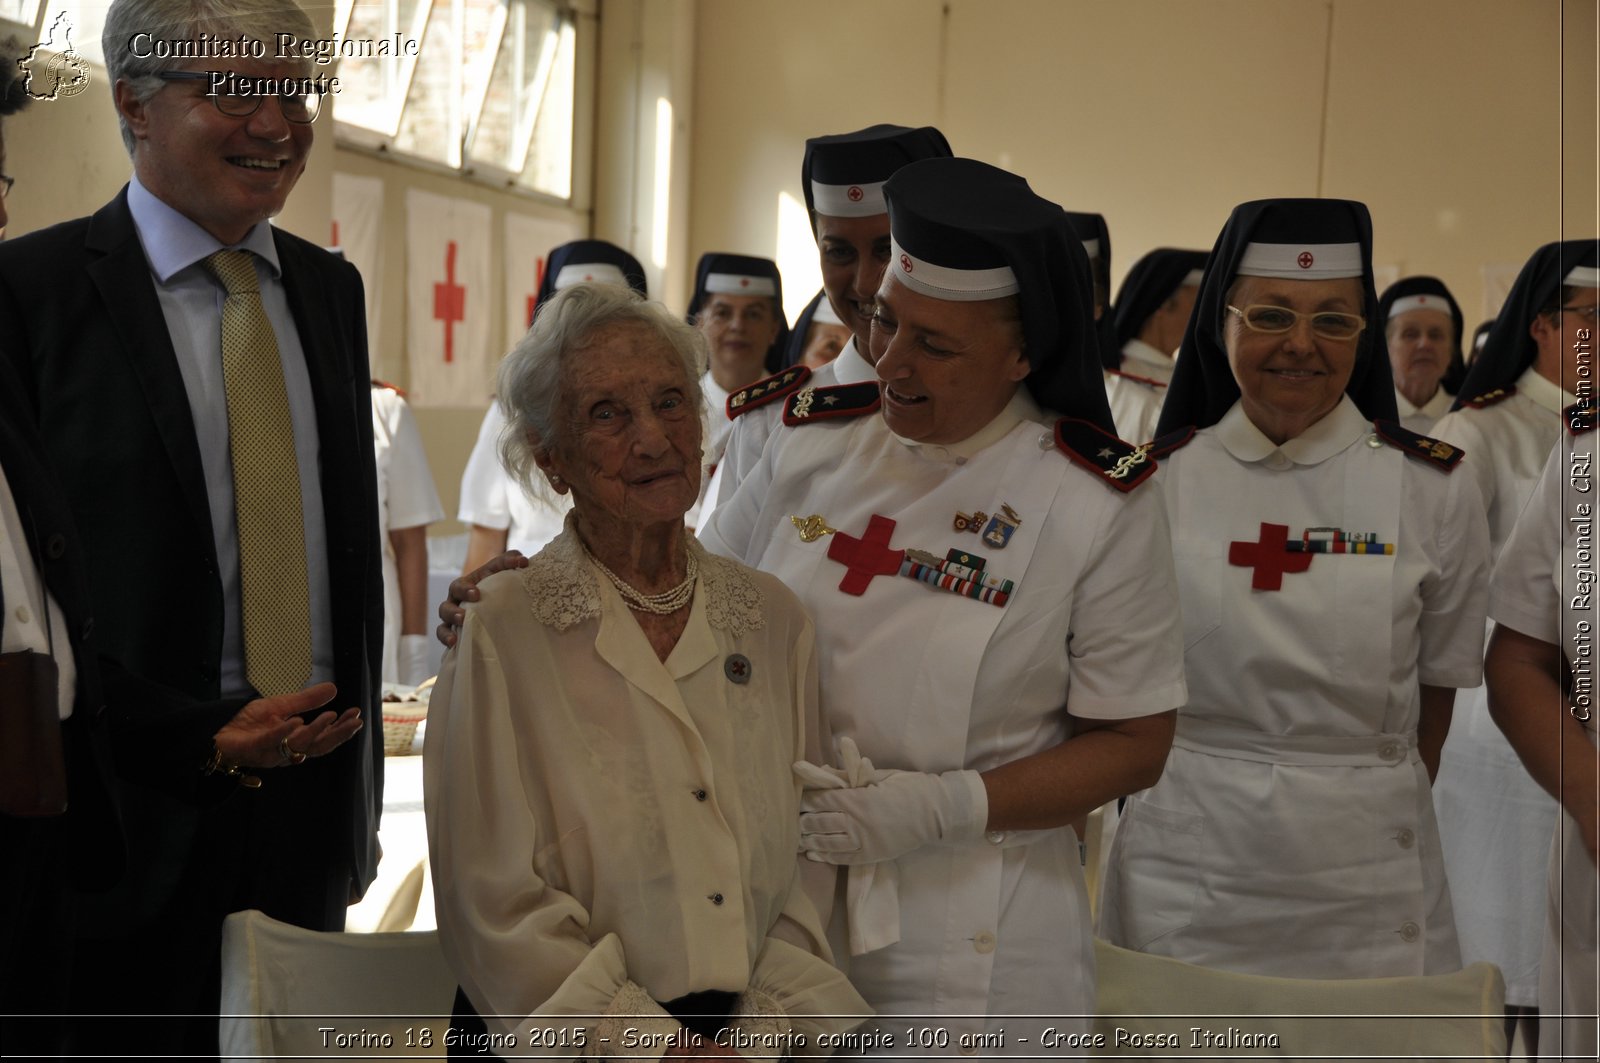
[900,253,913,273]
[739,277,750,288]
[1297,251,1314,269]
[847,185,864,202]
[583,273,594,281]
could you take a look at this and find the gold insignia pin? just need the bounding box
[790,514,837,543]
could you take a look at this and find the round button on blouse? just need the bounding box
[1395,828,1416,849]
[13,604,29,624]
[693,788,708,802]
[710,893,724,906]
[1398,921,1420,942]
[972,931,996,954]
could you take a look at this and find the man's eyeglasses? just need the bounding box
[0,176,13,200]
[1226,304,1366,341]
[156,70,322,124]
[1558,303,1600,324]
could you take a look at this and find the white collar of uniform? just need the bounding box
[829,335,875,384]
[1515,365,1577,415]
[888,388,1042,464]
[700,368,731,411]
[127,173,281,283]
[1393,385,1451,419]
[1120,337,1173,369]
[1216,394,1369,468]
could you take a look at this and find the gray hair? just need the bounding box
[497,282,707,505]
[102,0,315,155]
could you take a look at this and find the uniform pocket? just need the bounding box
[1106,797,1207,950]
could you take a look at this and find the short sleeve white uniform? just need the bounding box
[372,385,445,684]
[701,392,1187,1043]
[1489,430,1599,1059]
[1100,397,1490,978]
[457,403,572,557]
[1429,366,1573,1005]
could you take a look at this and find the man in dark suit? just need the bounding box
[0,0,384,1052]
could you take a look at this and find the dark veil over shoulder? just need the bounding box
[883,158,1113,433]
[1112,248,1209,350]
[1156,198,1393,436]
[1449,239,1599,408]
[1062,211,1119,370]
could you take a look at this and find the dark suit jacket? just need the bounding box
[0,188,384,929]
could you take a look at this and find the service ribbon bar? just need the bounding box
[900,550,1013,607]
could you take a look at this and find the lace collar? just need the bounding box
[523,518,765,637]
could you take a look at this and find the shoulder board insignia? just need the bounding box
[1372,420,1465,471]
[726,365,811,419]
[1566,400,1597,435]
[370,378,407,397]
[1107,368,1167,390]
[782,381,881,426]
[1460,385,1515,409]
[1053,417,1157,492]
[1145,425,1196,459]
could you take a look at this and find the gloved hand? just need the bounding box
[399,634,433,686]
[798,768,988,865]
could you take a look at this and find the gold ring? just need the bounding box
[278,738,307,764]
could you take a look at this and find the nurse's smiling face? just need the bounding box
[1223,274,1365,445]
[816,212,892,357]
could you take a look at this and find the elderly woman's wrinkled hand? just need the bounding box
[214,681,364,769]
[436,550,529,647]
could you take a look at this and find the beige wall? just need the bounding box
[690,0,1600,325]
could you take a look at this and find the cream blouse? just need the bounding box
[425,525,867,1059]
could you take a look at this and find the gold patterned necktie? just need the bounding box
[204,250,311,697]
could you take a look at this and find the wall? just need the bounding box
[689,0,1600,324]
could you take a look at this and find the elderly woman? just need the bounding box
[1099,198,1491,978]
[700,157,1186,1045]
[425,283,866,1059]
[458,240,647,573]
[1377,276,1464,432]
[1485,424,1600,1061]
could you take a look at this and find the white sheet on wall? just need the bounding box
[405,189,493,408]
[331,173,386,375]
[503,213,582,345]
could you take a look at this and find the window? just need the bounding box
[333,0,576,201]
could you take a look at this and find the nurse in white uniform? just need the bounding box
[701,157,1187,1049]
[371,381,445,684]
[1105,248,1208,442]
[707,125,952,511]
[1429,240,1598,1032]
[1100,198,1491,979]
[1487,406,1600,1062]
[1377,276,1464,434]
[458,241,646,573]
[682,253,787,529]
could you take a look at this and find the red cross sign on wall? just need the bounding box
[434,240,466,363]
[525,256,548,330]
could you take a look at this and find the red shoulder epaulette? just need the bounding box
[1107,368,1167,390]
[1372,420,1464,472]
[1145,425,1196,459]
[371,378,408,398]
[1053,417,1158,492]
[726,365,811,419]
[782,381,881,426]
[1459,386,1515,409]
[1566,400,1596,435]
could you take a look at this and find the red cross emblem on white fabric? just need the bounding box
[739,277,750,288]
[900,253,913,274]
[433,240,466,364]
[847,185,864,202]
[1297,251,1314,269]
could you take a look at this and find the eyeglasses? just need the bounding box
[1559,303,1600,324]
[156,70,322,124]
[0,176,13,200]
[1226,304,1366,341]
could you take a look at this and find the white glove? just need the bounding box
[798,768,988,865]
[399,634,433,686]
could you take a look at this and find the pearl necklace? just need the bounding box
[584,544,698,615]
